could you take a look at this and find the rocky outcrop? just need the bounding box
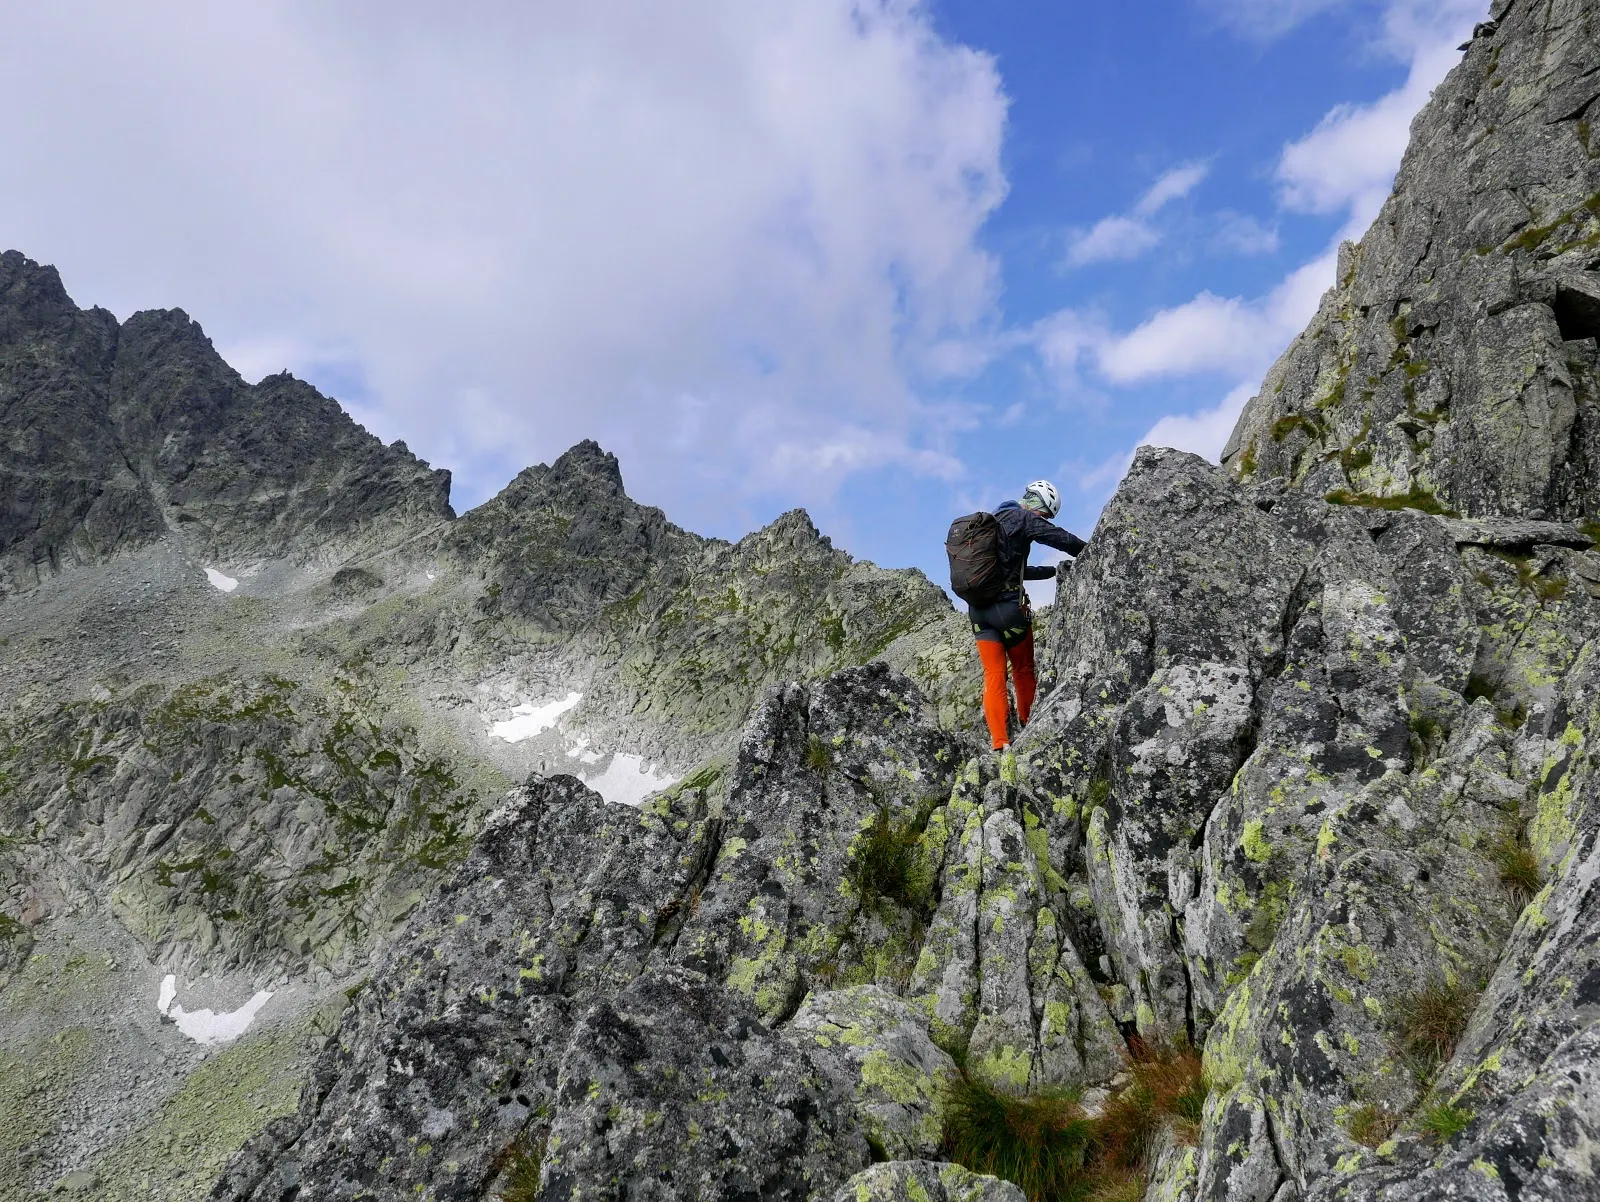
[1011,430,1600,1199]
[207,663,1138,1200]
[829,1161,1026,1202]
[790,986,957,1161]
[0,672,493,981]
[209,666,970,1201]
[1224,0,1600,524]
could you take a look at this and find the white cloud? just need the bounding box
[1059,381,1250,521]
[1064,216,1163,267]
[1138,382,1256,461]
[1277,87,1420,226]
[1032,308,1110,391]
[1276,0,1483,230]
[1096,250,1335,383]
[1135,162,1210,216]
[1212,212,1280,256]
[765,423,964,482]
[1199,0,1352,40]
[1063,161,1209,268]
[1098,293,1256,380]
[0,0,1007,526]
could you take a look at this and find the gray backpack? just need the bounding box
[945,512,1004,604]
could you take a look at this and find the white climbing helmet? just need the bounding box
[1022,479,1061,518]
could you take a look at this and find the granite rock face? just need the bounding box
[0,673,492,980]
[1224,0,1600,524]
[1016,422,1600,1200]
[211,665,1131,1201]
[829,1161,1026,1202]
[209,667,963,1202]
[789,985,958,1161]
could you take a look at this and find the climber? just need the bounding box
[946,480,1085,750]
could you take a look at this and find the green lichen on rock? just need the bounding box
[792,986,958,1160]
[1,673,495,976]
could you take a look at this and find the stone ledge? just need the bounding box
[1437,516,1595,550]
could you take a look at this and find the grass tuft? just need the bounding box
[1491,550,1569,605]
[850,802,935,912]
[1324,484,1457,517]
[1085,774,1112,811]
[1339,442,1375,477]
[1346,1104,1399,1148]
[805,733,832,775]
[1271,413,1327,443]
[1337,414,1374,479]
[1418,1102,1472,1144]
[942,1076,1094,1202]
[1408,712,1444,766]
[942,1047,1208,1202]
[1391,979,1479,1076]
[1488,832,1542,903]
[495,1134,545,1202]
[1095,1049,1209,1167]
[1083,1171,1148,1202]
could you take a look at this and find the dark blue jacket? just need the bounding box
[992,500,1086,601]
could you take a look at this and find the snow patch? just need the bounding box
[584,753,678,808]
[563,739,674,805]
[157,973,273,1045]
[491,692,581,742]
[204,567,239,593]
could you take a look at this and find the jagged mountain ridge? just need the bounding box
[0,246,977,771]
[0,257,979,1197]
[0,250,454,597]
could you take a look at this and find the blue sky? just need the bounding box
[836,0,1482,587]
[0,0,1485,591]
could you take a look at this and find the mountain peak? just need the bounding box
[549,438,626,493]
[0,254,453,592]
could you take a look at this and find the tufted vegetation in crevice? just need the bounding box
[941,1046,1208,1202]
[1488,828,1543,902]
[1323,483,1457,516]
[1418,1101,1473,1145]
[940,1075,1094,1202]
[1346,1103,1400,1149]
[849,795,940,915]
[491,1134,545,1202]
[1390,978,1481,1079]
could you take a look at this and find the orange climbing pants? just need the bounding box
[977,631,1037,750]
